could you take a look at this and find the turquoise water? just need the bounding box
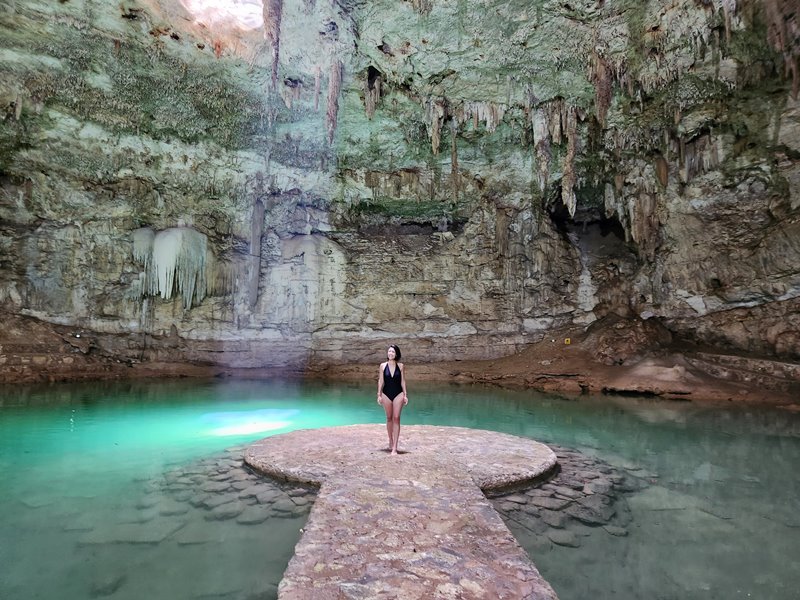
[1,379,799,599]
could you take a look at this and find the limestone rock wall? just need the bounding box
[1,0,799,370]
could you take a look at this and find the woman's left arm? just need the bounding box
[400,363,409,405]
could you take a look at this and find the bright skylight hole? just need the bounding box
[179,0,264,30]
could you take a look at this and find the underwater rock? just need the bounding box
[205,501,245,521]
[90,574,126,597]
[492,444,649,547]
[547,530,580,548]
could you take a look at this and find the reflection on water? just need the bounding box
[1,379,799,599]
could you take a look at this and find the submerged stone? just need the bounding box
[205,501,245,521]
[236,505,272,525]
[89,574,126,598]
[547,530,581,548]
[79,519,185,545]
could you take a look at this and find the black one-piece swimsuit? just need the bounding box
[382,364,403,400]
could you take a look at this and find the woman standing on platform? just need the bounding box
[377,344,408,455]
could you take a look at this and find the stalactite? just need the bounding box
[532,108,551,193]
[721,0,735,43]
[654,155,669,188]
[411,0,433,15]
[678,134,722,183]
[449,118,459,205]
[133,228,155,280]
[628,193,659,262]
[427,98,446,154]
[314,65,321,111]
[364,67,382,119]
[589,50,613,126]
[764,0,800,98]
[263,0,283,87]
[545,98,565,145]
[248,199,265,309]
[604,183,618,220]
[205,251,234,298]
[326,59,343,144]
[605,177,631,243]
[562,107,578,218]
[132,227,210,310]
[452,101,506,132]
[281,78,302,109]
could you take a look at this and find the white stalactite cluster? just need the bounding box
[424,94,583,215]
[426,98,507,155]
[132,226,210,310]
[453,102,507,133]
[604,161,662,262]
[529,98,581,216]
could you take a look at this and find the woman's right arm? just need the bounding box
[377,362,384,402]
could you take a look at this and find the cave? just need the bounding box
[1,1,799,599]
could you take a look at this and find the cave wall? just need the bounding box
[1,0,799,369]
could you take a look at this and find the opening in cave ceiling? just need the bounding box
[179,0,264,30]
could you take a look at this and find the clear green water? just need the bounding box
[1,379,799,599]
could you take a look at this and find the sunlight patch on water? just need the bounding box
[202,408,299,436]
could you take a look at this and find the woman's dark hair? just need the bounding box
[389,344,402,360]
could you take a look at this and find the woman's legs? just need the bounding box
[390,396,405,455]
[380,393,394,449]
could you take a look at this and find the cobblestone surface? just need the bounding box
[244,424,560,599]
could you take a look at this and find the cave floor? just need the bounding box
[1,313,797,407]
[244,425,560,600]
[320,330,800,407]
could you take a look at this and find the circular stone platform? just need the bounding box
[244,425,560,599]
[244,424,557,490]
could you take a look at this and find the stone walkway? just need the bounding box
[244,424,560,599]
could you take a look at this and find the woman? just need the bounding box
[377,344,409,455]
